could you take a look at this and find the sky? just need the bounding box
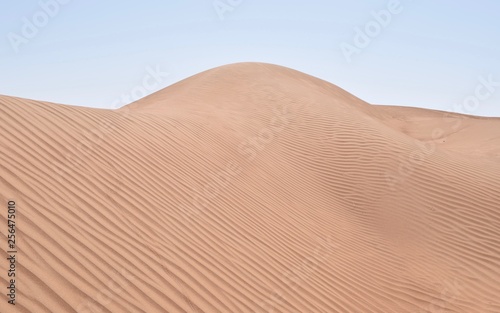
[0,0,499,116]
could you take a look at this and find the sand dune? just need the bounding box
[0,62,499,312]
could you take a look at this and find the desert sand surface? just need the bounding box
[0,62,499,312]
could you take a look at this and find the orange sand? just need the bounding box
[0,63,499,312]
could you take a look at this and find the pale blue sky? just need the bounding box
[1,0,499,116]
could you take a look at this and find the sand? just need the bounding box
[0,62,499,312]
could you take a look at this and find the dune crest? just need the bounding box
[1,63,500,312]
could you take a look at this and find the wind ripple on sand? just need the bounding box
[0,63,499,312]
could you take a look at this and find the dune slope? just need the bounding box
[0,63,500,312]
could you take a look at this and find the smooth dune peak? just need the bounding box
[0,64,500,312]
